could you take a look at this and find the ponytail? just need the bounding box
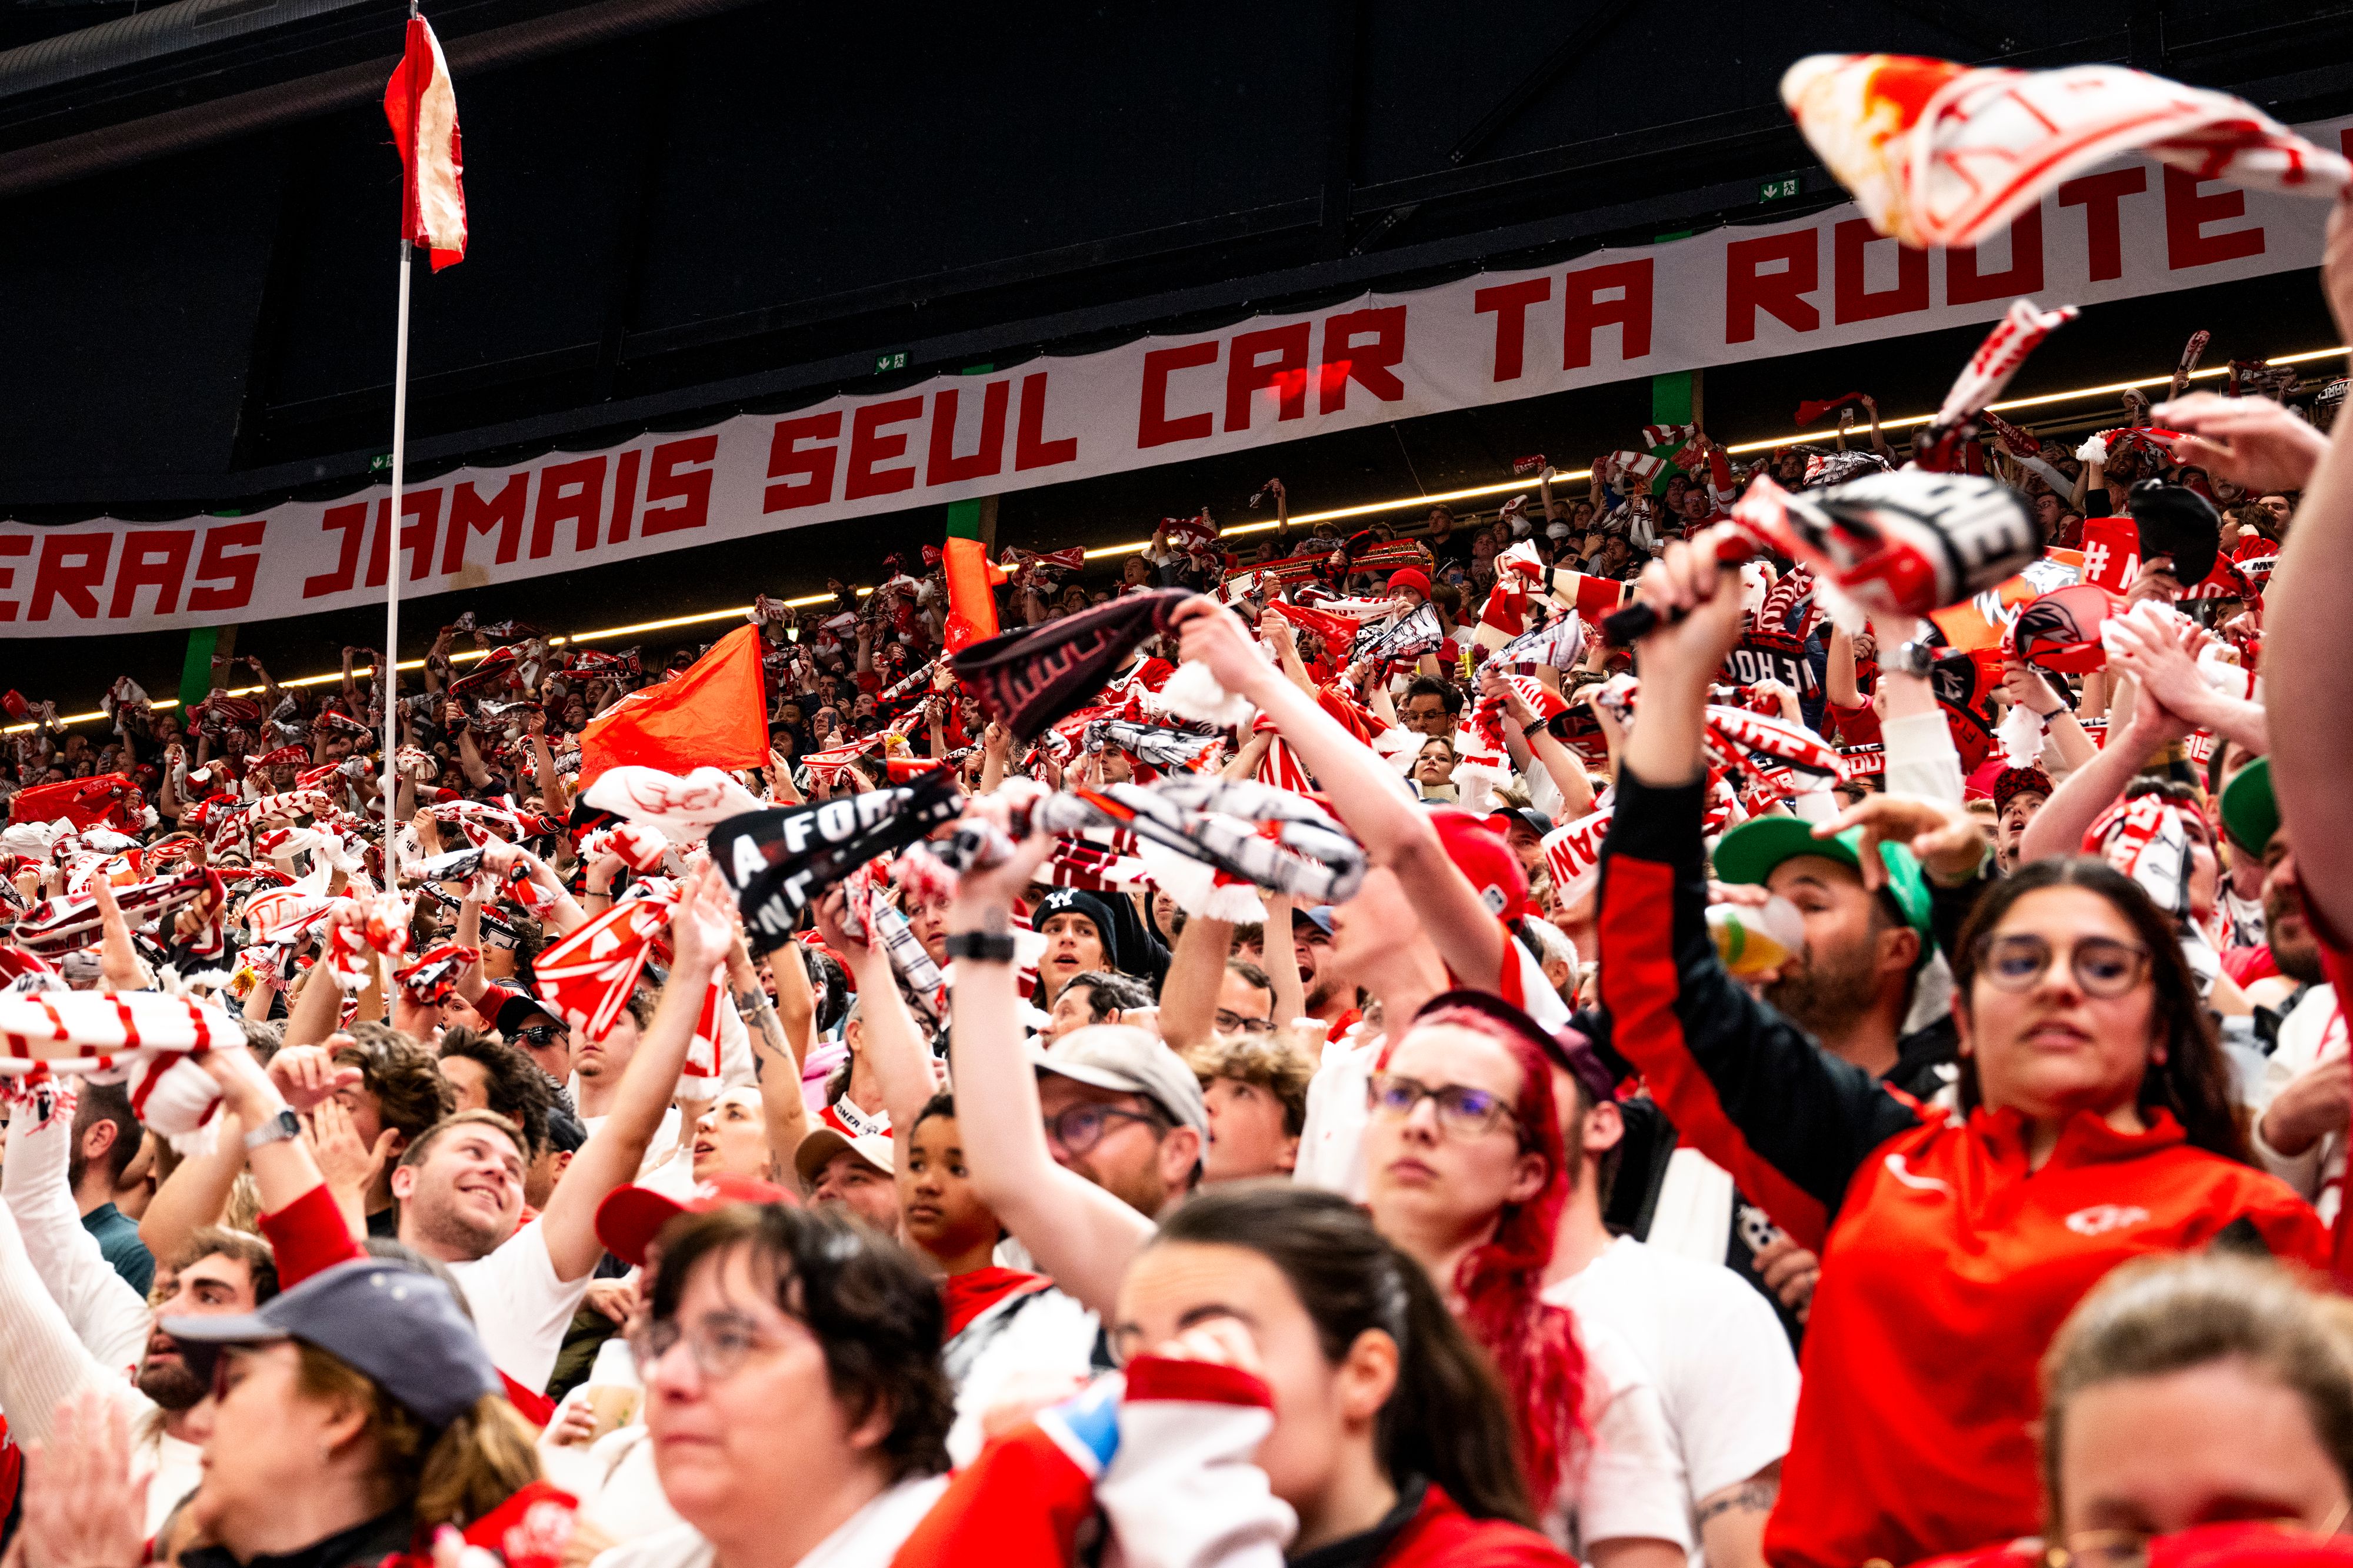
[1380,1230,1538,1528]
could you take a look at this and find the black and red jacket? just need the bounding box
[1597,771,2327,1568]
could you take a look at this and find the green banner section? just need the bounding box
[942,363,995,542]
[177,626,224,708]
[1650,231,1695,427]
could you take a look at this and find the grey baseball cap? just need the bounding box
[1031,1028,1209,1138]
[163,1257,501,1428]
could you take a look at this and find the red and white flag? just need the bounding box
[384,15,467,271]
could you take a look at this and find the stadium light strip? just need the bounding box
[9,343,2341,736]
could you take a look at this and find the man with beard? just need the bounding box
[1290,905,1361,1039]
[385,860,730,1395]
[2235,762,2347,1213]
[1610,812,1970,1342]
[0,1079,283,1535]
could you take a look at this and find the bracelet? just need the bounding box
[943,930,1019,965]
[1521,718,1550,738]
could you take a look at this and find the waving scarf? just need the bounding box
[0,990,245,1136]
[709,771,967,954]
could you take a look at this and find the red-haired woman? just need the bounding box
[1362,992,1688,1568]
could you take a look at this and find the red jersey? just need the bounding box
[1598,772,2328,1568]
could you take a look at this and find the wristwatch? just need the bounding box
[943,931,1019,965]
[1889,640,1937,680]
[244,1107,302,1151]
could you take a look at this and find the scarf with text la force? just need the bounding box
[709,769,965,954]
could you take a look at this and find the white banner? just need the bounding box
[5,119,2343,639]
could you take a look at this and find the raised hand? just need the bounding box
[2153,392,2328,492]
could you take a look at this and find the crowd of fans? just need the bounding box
[1,247,2351,1568]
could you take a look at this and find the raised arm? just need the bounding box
[536,865,726,1281]
[814,890,938,1168]
[1601,529,1917,1251]
[1174,598,1508,993]
[1156,912,1234,1055]
[2017,676,2196,865]
[944,817,1152,1317]
[726,928,809,1175]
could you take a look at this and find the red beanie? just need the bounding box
[1388,568,1432,602]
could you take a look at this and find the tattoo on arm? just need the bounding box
[1694,1477,1779,1528]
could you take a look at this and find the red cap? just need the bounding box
[1427,809,1529,920]
[1387,568,1432,602]
[593,1173,795,1268]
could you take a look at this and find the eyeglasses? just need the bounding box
[632,1312,771,1383]
[514,1023,563,1047]
[1214,1009,1272,1035]
[1367,1073,1523,1141]
[1975,934,2152,999]
[2049,1506,2353,1568]
[1042,1103,1162,1157]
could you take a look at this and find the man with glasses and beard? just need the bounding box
[1032,1031,1208,1221]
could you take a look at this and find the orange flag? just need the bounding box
[580,625,768,787]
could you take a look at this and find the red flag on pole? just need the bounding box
[579,626,769,786]
[384,15,468,271]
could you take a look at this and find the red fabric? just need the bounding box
[499,1373,556,1430]
[258,1182,366,1287]
[1325,1007,1362,1042]
[579,625,769,787]
[941,1267,1050,1340]
[2222,944,2282,987]
[1378,1484,1573,1567]
[892,1422,1097,1568]
[1766,1106,2326,1568]
[7,772,142,831]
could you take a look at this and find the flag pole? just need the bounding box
[382,232,412,889]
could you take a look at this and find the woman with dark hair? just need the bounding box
[596,1201,955,1568]
[903,1184,1572,1566]
[1361,993,1685,1565]
[1597,529,2327,1568]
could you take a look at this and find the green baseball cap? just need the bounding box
[1711,816,1932,935]
[2221,756,2279,853]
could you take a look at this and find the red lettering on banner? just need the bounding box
[304,504,371,598]
[2162,166,2265,270]
[844,398,924,500]
[30,534,112,620]
[1318,307,1406,413]
[1947,202,2045,303]
[1225,324,1311,432]
[1725,231,1820,342]
[1015,371,1078,472]
[531,458,608,559]
[442,475,529,572]
[608,450,642,543]
[927,382,1009,487]
[2058,168,2147,282]
[1562,259,1653,369]
[0,535,29,622]
[764,413,841,512]
[1138,342,1219,447]
[642,436,718,536]
[109,529,194,618]
[189,521,264,613]
[1473,277,1549,382]
[365,491,444,588]
[1832,219,1929,323]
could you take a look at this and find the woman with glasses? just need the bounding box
[601,1200,955,1568]
[1597,532,2328,1568]
[1361,991,1689,1566]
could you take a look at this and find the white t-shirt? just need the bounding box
[1547,1236,1798,1560]
[590,1473,949,1568]
[447,1217,593,1395]
[1554,1314,1695,1555]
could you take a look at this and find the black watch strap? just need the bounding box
[944,931,1019,965]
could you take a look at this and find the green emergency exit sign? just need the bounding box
[1758,174,1802,203]
[874,351,908,374]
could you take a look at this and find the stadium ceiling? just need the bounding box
[3,0,2352,511]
